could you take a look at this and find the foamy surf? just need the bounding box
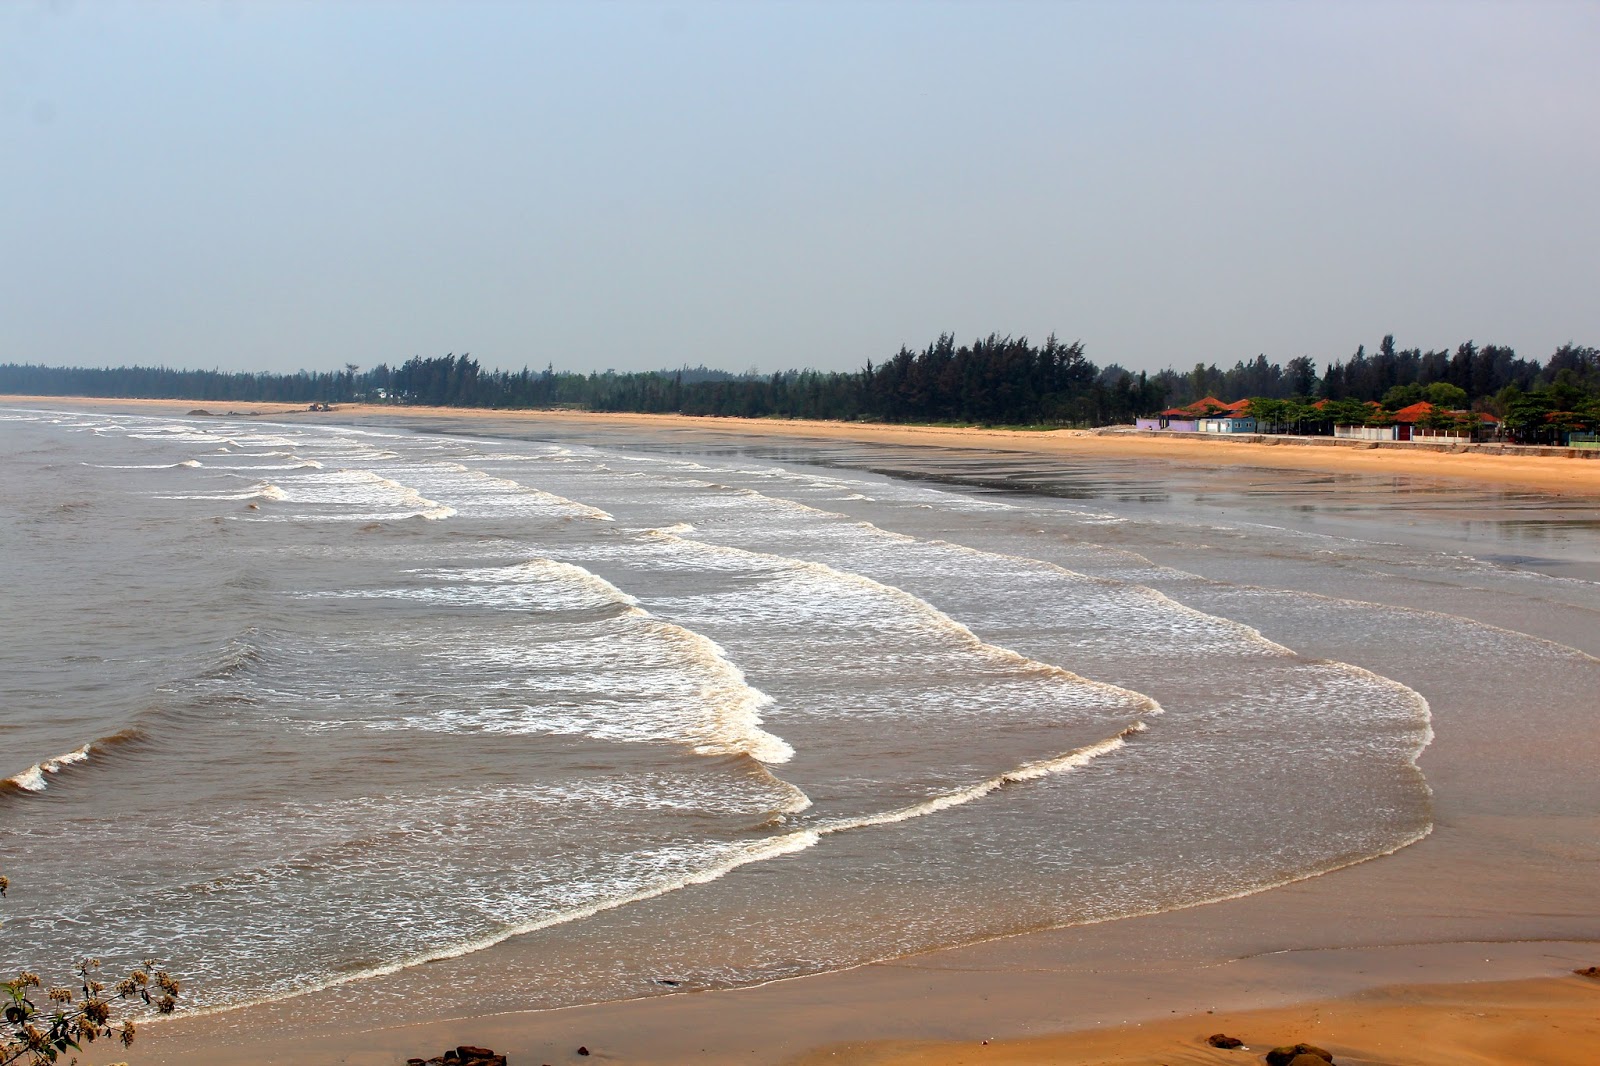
[2,730,141,795]
[236,469,457,520]
[645,527,1162,717]
[165,720,1150,1018]
[624,607,795,764]
[1,406,1466,1025]
[90,460,204,469]
[170,828,826,1021]
[815,722,1149,833]
[3,747,89,792]
[159,482,287,502]
[307,556,797,765]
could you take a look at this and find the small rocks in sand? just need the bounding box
[1206,1032,1245,1048]
[1574,966,1600,979]
[406,1045,507,1066]
[576,1047,590,1056]
[1265,1043,1333,1066]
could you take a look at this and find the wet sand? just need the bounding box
[131,941,1600,1064]
[10,395,1597,1064]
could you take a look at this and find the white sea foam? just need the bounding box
[261,469,456,520]
[643,527,1160,715]
[199,458,324,471]
[4,744,93,793]
[819,723,1147,833]
[90,460,204,470]
[172,717,1147,1018]
[175,828,825,1020]
[127,428,232,444]
[310,556,796,764]
[411,462,614,520]
[334,559,641,613]
[157,482,289,502]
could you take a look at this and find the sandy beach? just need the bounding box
[6,394,1600,496]
[7,396,1598,1066]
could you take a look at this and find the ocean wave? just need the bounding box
[157,481,288,502]
[625,607,794,764]
[252,469,455,520]
[173,828,825,1022]
[308,557,797,765]
[926,538,1298,658]
[814,722,1148,834]
[88,459,203,469]
[198,458,323,471]
[645,527,1161,716]
[421,462,614,520]
[167,720,1147,1019]
[200,634,266,680]
[2,729,143,795]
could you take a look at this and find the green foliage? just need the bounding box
[1,868,181,1066]
[1382,383,1424,410]
[1321,397,1376,426]
[1243,397,1286,425]
[3,334,1597,429]
[1424,381,1468,409]
[0,336,1165,428]
[1494,381,1600,443]
[1319,336,1542,404]
[1417,406,1473,432]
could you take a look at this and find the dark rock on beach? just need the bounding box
[406,1046,507,1066]
[1265,1043,1334,1066]
[1574,965,1600,979]
[1207,1032,1245,1048]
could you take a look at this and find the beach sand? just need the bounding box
[793,975,1600,1066]
[8,395,1597,1065]
[6,394,1599,496]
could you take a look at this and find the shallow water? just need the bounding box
[1,406,1594,1020]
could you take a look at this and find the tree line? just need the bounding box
[1,334,1596,433]
[1163,337,1599,443]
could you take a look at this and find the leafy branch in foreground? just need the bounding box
[1,867,181,1066]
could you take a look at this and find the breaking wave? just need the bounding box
[2,729,144,795]
[177,718,1145,1018]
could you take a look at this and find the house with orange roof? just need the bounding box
[1138,396,1256,433]
[1392,401,1501,442]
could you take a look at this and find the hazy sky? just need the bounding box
[4,2,1598,376]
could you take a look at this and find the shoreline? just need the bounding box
[11,395,1597,1064]
[6,393,1600,497]
[135,940,1600,1064]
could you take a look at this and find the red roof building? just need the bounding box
[1391,401,1436,424]
[1392,401,1499,425]
[1159,396,1230,418]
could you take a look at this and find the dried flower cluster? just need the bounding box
[2,866,182,1066]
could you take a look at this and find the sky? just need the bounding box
[3,1,1598,377]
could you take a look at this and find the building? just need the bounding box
[1139,397,1254,433]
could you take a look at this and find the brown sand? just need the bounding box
[5,394,1599,496]
[796,975,1600,1066]
[133,945,1600,1066]
[12,394,1597,1064]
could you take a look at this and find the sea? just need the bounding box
[2,404,1598,1026]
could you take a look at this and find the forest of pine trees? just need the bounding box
[3,333,1597,436]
